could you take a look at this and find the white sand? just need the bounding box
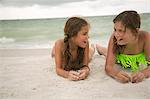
[0,49,150,99]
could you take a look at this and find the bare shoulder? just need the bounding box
[107,34,115,55]
[139,30,150,40]
[55,39,64,50]
[55,39,64,45]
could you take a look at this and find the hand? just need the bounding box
[131,72,145,83]
[68,71,80,81]
[114,71,131,83]
[78,67,89,80]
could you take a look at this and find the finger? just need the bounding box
[115,76,127,83]
[135,78,143,83]
[79,69,88,75]
[120,75,130,83]
[79,73,86,79]
[120,72,131,79]
[131,72,144,83]
[70,74,79,81]
[135,73,145,83]
[133,77,142,83]
[79,72,85,78]
[80,72,88,80]
[79,69,86,73]
[70,71,80,76]
[116,73,130,83]
[119,72,131,82]
[131,72,138,79]
[131,75,138,83]
[68,71,79,80]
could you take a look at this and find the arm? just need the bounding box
[82,42,90,70]
[78,43,90,80]
[105,35,118,77]
[55,39,69,78]
[105,35,131,83]
[131,32,150,83]
[141,32,150,78]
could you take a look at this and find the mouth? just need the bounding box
[116,37,123,42]
[117,38,126,45]
[83,41,87,44]
[82,41,88,46]
[118,38,123,42]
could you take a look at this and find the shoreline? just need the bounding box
[0,48,51,57]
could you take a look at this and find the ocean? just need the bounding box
[0,13,150,49]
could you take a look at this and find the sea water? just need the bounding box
[0,13,149,49]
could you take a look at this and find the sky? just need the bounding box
[0,0,149,20]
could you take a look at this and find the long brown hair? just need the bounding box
[113,10,141,54]
[63,17,89,70]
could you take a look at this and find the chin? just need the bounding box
[80,46,86,48]
[79,44,86,48]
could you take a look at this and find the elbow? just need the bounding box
[105,65,109,73]
[105,64,118,78]
[55,67,69,78]
[105,65,112,76]
[56,68,60,75]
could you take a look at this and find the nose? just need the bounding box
[114,31,120,38]
[86,34,89,39]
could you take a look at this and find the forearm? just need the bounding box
[56,68,69,78]
[105,65,119,78]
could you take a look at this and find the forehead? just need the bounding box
[114,21,125,29]
[79,25,89,32]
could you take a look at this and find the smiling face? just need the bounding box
[113,21,137,46]
[72,25,89,48]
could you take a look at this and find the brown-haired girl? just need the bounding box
[51,17,95,81]
[97,10,150,83]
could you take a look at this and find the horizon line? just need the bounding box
[0,12,149,21]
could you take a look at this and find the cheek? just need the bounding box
[124,34,132,41]
[76,36,84,41]
[114,32,123,39]
[74,37,82,45]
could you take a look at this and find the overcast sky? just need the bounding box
[0,0,149,20]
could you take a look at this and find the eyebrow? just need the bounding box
[114,27,126,32]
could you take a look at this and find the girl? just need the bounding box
[52,17,95,81]
[97,10,150,83]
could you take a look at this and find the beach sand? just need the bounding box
[0,49,150,99]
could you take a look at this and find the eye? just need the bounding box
[118,29,122,32]
[119,29,126,34]
[83,32,87,35]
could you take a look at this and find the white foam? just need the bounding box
[0,37,16,43]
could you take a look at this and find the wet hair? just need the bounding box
[113,10,141,54]
[63,17,89,70]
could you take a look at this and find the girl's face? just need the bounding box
[72,25,89,48]
[113,21,136,45]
